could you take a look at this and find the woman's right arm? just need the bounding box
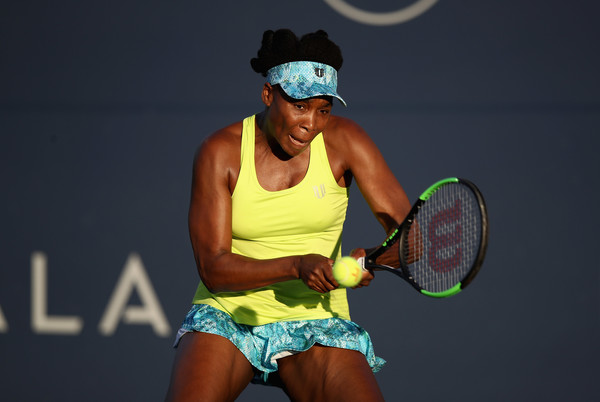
[187,127,338,294]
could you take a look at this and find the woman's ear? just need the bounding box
[261,82,274,107]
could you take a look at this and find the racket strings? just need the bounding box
[404,183,482,293]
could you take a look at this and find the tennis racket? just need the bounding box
[357,177,488,298]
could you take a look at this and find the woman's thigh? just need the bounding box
[277,345,385,402]
[164,332,254,402]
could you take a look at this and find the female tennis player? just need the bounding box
[165,29,411,401]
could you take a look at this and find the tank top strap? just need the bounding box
[306,131,339,188]
[239,114,256,178]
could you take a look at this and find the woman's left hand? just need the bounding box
[349,248,374,288]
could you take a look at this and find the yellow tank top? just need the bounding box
[192,114,351,325]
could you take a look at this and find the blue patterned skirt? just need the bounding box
[174,304,385,382]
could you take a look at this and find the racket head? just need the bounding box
[399,177,488,297]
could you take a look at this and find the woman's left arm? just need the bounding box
[325,116,412,287]
[326,116,411,233]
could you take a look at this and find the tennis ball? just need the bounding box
[332,256,362,288]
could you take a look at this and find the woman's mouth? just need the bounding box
[289,134,308,147]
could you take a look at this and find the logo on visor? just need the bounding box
[323,0,438,26]
[315,68,325,78]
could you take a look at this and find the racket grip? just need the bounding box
[356,256,367,271]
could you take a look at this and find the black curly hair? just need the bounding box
[250,29,343,77]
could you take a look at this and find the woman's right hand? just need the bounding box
[296,254,337,293]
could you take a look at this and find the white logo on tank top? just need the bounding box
[313,184,326,199]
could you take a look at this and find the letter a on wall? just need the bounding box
[98,253,171,337]
[0,304,8,333]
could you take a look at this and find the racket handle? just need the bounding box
[356,256,368,271]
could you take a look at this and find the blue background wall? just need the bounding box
[1,1,599,400]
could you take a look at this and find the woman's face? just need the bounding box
[262,85,333,158]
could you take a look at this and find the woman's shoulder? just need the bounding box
[323,115,373,150]
[202,120,244,150]
[324,115,363,133]
[193,120,244,169]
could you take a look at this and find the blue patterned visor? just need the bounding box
[266,61,347,106]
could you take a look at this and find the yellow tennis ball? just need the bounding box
[332,256,362,288]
